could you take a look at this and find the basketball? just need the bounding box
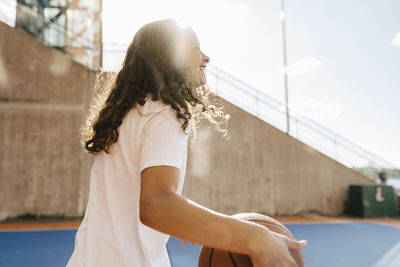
[198,213,304,267]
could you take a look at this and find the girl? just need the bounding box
[67,19,306,267]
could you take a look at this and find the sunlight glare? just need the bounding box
[102,0,250,65]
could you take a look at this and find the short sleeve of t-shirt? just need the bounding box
[139,110,189,174]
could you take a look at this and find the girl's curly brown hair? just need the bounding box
[82,19,229,154]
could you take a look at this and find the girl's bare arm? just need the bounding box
[140,166,306,267]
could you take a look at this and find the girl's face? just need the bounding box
[180,31,210,87]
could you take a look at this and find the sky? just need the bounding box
[100,0,400,168]
[1,0,396,168]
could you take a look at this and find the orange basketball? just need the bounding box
[198,213,304,267]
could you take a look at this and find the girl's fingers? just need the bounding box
[284,237,307,250]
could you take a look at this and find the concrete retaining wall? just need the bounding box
[183,99,374,216]
[0,22,95,220]
[0,22,374,220]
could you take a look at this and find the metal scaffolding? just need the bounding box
[15,0,102,69]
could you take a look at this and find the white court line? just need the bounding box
[371,242,400,267]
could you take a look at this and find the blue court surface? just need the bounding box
[1,222,399,267]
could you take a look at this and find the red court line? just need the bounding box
[0,217,399,231]
[0,221,81,231]
[276,216,400,227]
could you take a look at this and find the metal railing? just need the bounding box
[205,65,396,180]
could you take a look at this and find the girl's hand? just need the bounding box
[250,230,307,267]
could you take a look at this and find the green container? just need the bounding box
[397,195,400,215]
[348,185,396,218]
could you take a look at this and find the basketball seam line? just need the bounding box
[228,251,239,267]
[209,248,214,267]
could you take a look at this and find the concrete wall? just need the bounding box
[0,21,374,220]
[0,22,95,220]
[183,99,375,216]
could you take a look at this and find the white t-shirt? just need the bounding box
[67,96,190,267]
